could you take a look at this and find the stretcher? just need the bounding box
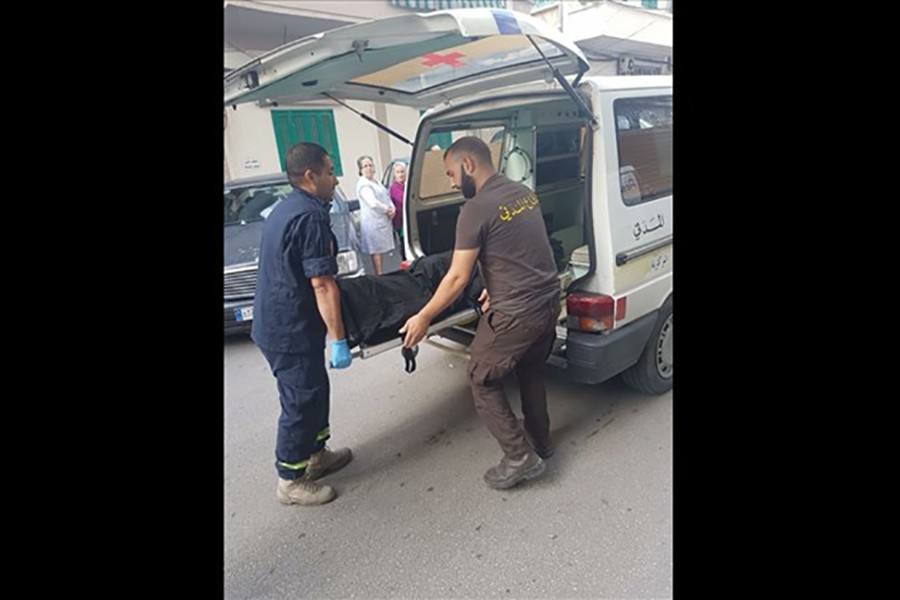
[348,306,479,360]
[336,251,484,371]
[340,254,572,371]
[350,308,481,373]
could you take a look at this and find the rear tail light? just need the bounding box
[566,292,626,332]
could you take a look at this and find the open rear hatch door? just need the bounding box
[225,9,589,362]
[224,8,589,110]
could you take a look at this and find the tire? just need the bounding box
[621,297,673,394]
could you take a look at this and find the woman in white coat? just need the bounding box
[355,155,396,275]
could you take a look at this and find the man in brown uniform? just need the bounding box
[400,136,561,490]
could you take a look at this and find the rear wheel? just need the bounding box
[621,298,672,394]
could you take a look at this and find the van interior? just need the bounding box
[407,94,589,342]
[411,95,588,271]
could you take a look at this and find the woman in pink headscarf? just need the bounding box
[389,161,407,259]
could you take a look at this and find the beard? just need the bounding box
[460,169,477,199]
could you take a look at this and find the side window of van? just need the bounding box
[614,96,672,206]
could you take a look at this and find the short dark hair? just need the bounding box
[285,143,329,186]
[444,136,493,167]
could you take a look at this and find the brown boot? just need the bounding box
[305,446,353,481]
[276,477,336,506]
[483,451,545,490]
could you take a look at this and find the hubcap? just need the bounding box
[655,315,673,379]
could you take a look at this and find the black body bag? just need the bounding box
[336,251,484,349]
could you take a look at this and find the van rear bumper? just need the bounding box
[563,311,657,385]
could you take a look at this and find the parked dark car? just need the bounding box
[224,172,366,335]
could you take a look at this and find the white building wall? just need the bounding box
[224,98,422,195]
[565,1,672,49]
[333,100,417,194]
[224,103,282,178]
[385,103,421,161]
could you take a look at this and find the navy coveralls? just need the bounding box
[250,187,339,480]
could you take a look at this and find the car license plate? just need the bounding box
[235,307,253,322]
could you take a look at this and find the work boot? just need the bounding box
[305,446,353,481]
[276,477,336,506]
[483,451,545,490]
[519,419,554,459]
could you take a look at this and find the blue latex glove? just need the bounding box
[330,339,352,369]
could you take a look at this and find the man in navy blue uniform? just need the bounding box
[251,142,354,506]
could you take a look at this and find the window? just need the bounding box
[271,110,344,176]
[613,96,672,206]
[224,182,292,226]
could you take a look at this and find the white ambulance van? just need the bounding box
[225,8,672,394]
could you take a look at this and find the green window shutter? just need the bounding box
[641,0,659,8]
[299,112,316,146]
[272,111,294,173]
[271,109,343,177]
[315,113,343,176]
[427,131,452,149]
